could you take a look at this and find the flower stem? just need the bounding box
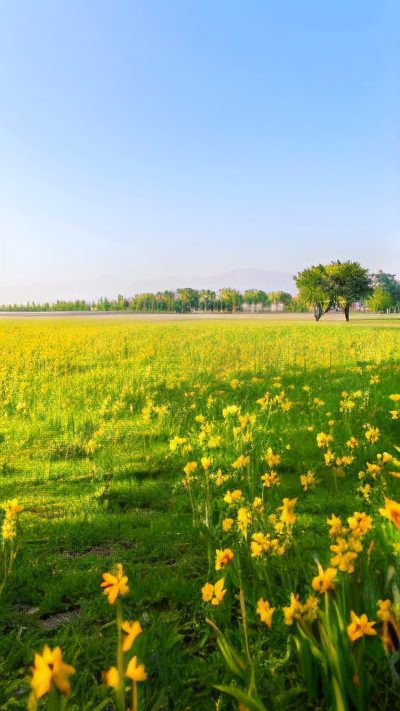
[115,598,125,711]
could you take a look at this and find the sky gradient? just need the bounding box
[0,1,399,301]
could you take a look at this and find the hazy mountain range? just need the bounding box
[0,268,298,305]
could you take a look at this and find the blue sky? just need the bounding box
[0,1,399,300]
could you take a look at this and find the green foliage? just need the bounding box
[295,261,373,321]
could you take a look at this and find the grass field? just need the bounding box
[0,314,400,711]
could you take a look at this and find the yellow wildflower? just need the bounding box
[101,564,129,604]
[261,471,280,487]
[183,461,197,477]
[377,599,392,622]
[327,514,342,536]
[215,548,234,571]
[346,437,358,448]
[201,582,214,602]
[256,598,275,628]
[379,498,400,531]
[232,455,250,469]
[126,657,147,682]
[347,611,377,642]
[222,518,234,532]
[224,489,242,504]
[278,498,297,525]
[317,432,333,448]
[312,563,337,594]
[103,666,120,688]
[365,427,380,444]
[122,620,142,652]
[201,457,212,471]
[265,447,280,468]
[30,646,75,699]
[347,512,372,538]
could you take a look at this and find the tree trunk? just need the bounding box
[344,305,350,322]
[314,306,322,321]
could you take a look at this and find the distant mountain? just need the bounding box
[183,268,297,294]
[0,268,297,305]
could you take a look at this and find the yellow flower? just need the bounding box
[183,461,197,477]
[312,563,337,594]
[195,414,205,423]
[30,646,75,699]
[224,489,242,504]
[201,456,212,471]
[215,548,234,571]
[237,507,252,536]
[201,582,214,602]
[252,497,262,508]
[211,578,227,606]
[347,512,372,538]
[232,455,250,469]
[346,437,358,448]
[377,599,392,622]
[327,514,342,536]
[103,666,120,688]
[101,564,129,604]
[261,471,280,487]
[379,498,400,531]
[282,593,302,626]
[330,548,357,573]
[365,427,380,444]
[264,447,280,468]
[347,611,377,642]
[383,452,393,463]
[256,598,275,628]
[317,432,333,448]
[300,471,316,491]
[348,536,363,553]
[122,620,142,652]
[222,518,234,532]
[390,410,399,419]
[278,498,297,525]
[324,449,335,466]
[251,541,263,557]
[2,499,24,518]
[126,656,147,682]
[2,518,17,540]
[389,394,400,401]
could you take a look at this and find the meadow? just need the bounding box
[0,313,400,711]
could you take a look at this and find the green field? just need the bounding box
[1,314,400,711]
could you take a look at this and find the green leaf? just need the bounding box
[214,685,269,711]
[217,635,247,678]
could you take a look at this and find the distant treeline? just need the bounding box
[0,289,305,313]
[1,272,399,313]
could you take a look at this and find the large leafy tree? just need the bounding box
[294,261,372,321]
[293,264,332,321]
[371,271,400,307]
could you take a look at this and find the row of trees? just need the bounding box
[295,262,400,321]
[0,289,299,314]
[1,264,398,317]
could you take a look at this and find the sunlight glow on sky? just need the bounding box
[0,1,399,300]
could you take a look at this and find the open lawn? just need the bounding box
[0,315,400,710]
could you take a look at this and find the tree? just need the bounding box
[294,261,373,321]
[177,288,199,312]
[324,261,372,321]
[219,288,243,313]
[293,265,332,321]
[367,288,392,313]
[371,271,400,308]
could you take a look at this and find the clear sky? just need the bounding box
[0,1,399,300]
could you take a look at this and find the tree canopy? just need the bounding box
[294,261,373,321]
